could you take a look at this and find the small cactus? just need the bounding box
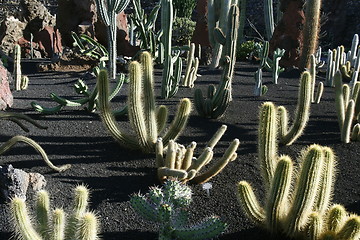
[156,125,240,184]
[130,180,227,240]
[10,185,99,240]
[182,42,200,88]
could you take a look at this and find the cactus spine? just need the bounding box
[10,186,99,240]
[299,0,322,70]
[156,125,239,184]
[98,52,191,153]
[278,71,312,145]
[130,180,227,240]
[194,4,239,118]
[95,0,130,80]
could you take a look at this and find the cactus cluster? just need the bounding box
[326,35,360,87]
[130,180,227,240]
[334,71,360,143]
[71,32,109,61]
[31,64,126,115]
[95,0,130,80]
[130,0,161,56]
[309,54,324,104]
[194,3,239,119]
[182,42,200,88]
[10,185,99,240]
[156,125,239,184]
[98,51,191,153]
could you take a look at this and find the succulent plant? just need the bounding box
[10,185,99,240]
[182,42,200,88]
[98,51,191,153]
[156,125,239,184]
[130,180,227,240]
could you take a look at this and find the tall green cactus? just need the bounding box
[160,0,183,99]
[264,0,274,41]
[156,125,239,184]
[95,0,130,80]
[182,42,199,88]
[10,185,99,240]
[194,3,239,118]
[98,51,191,153]
[334,71,360,143]
[299,0,322,70]
[130,180,227,240]
[278,71,312,145]
[237,144,336,238]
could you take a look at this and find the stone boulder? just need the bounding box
[269,0,305,69]
[0,16,27,56]
[0,62,13,110]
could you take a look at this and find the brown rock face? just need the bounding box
[269,0,305,69]
[0,63,13,110]
[191,0,212,65]
[57,0,139,57]
[33,26,62,57]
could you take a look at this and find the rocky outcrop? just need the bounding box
[0,17,27,56]
[0,62,13,110]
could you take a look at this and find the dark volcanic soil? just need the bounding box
[0,62,359,240]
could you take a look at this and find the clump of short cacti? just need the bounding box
[156,125,239,184]
[13,44,29,91]
[98,51,191,153]
[10,185,99,240]
[182,42,200,88]
[130,180,227,240]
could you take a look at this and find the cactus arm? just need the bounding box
[130,194,159,222]
[128,60,152,151]
[156,138,165,168]
[173,216,227,240]
[326,204,347,232]
[314,147,335,214]
[31,102,64,115]
[237,181,266,224]
[341,100,355,143]
[258,102,278,188]
[181,142,196,170]
[164,140,176,169]
[237,0,246,44]
[76,213,99,240]
[52,209,65,240]
[304,212,322,240]
[156,105,169,134]
[284,145,324,237]
[207,0,216,48]
[191,139,239,184]
[158,167,188,181]
[336,216,360,240]
[188,147,213,172]
[10,198,43,240]
[0,135,71,172]
[279,72,312,145]
[315,82,324,104]
[36,191,50,239]
[161,98,191,145]
[349,34,359,66]
[183,43,196,86]
[265,156,293,233]
[206,125,227,149]
[97,69,139,149]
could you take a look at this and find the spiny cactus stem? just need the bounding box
[206,125,227,149]
[36,190,50,238]
[181,142,196,170]
[52,209,65,240]
[77,212,99,240]
[327,204,347,233]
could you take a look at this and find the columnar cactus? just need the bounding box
[10,185,99,240]
[98,51,191,153]
[130,180,227,240]
[194,4,239,118]
[334,71,360,143]
[309,54,324,104]
[182,42,200,88]
[95,0,130,80]
[13,44,24,91]
[277,71,312,145]
[299,0,322,70]
[160,0,183,99]
[156,125,240,184]
[264,0,274,41]
[237,144,336,238]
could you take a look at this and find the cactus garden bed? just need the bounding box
[0,62,359,240]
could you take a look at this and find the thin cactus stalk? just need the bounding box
[183,43,199,88]
[130,180,227,240]
[326,204,347,233]
[156,125,239,184]
[264,0,274,41]
[278,71,312,145]
[315,82,324,104]
[10,185,99,240]
[271,48,285,84]
[13,44,22,91]
[299,0,322,70]
[98,52,191,153]
[304,212,323,240]
[95,0,130,80]
[237,0,246,44]
[349,34,359,66]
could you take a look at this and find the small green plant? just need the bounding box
[156,125,239,184]
[172,17,196,46]
[236,40,256,61]
[130,180,227,240]
[10,185,99,240]
[71,32,108,61]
